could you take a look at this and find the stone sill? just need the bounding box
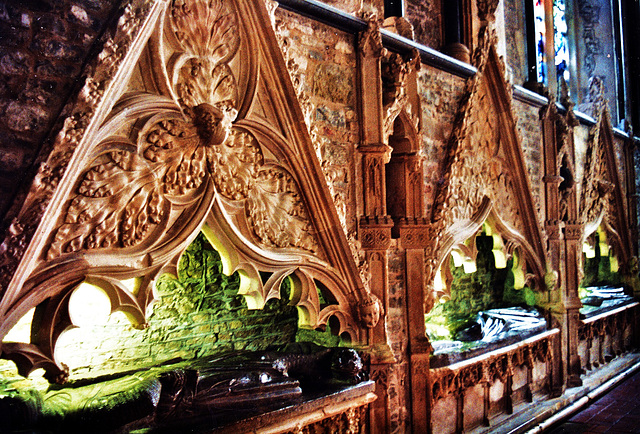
[431,329,559,371]
[190,380,377,434]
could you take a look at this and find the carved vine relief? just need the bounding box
[0,0,369,381]
[49,1,316,259]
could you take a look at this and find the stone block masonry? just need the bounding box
[0,0,121,227]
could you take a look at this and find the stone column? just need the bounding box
[564,222,584,386]
[400,227,433,433]
[357,20,395,434]
[542,103,568,394]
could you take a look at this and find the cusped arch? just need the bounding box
[429,197,546,313]
[0,0,367,382]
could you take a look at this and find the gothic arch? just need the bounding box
[580,107,632,269]
[425,41,547,314]
[386,110,423,222]
[0,0,368,381]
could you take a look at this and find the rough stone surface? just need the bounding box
[0,0,122,228]
[514,99,544,220]
[388,244,408,363]
[417,65,466,217]
[273,9,359,238]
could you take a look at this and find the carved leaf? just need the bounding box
[209,129,263,200]
[169,0,240,113]
[48,113,211,259]
[169,0,240,62]
[176,59,238,110]
[247,166,317,252]
[48,150,165,258]
[142,116,209,198]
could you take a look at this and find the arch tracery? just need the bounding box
[425,43,548,318]
[0,0,367,382]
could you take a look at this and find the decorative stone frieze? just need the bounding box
[578,302,639,370]
[429,329,556,417]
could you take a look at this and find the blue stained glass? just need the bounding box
[554,0,570,87]
[534,0,546,84]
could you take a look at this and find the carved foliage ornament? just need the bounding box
[0,0,350,381]
[433,79,523,235]
[0,0,152,294]
[48,0,317,260]
[426,45,546,317]
[358,16,384,58]
[580,110,614,229]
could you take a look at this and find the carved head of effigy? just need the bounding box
[358,293,383,328]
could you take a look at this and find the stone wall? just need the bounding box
[0,0,122,228]
[417,65,467,217]
[314,0,383,16]
[514,98,545,221]
[273,8,360,238]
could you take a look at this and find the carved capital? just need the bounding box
[545,221,563,239]
[564,224,583,240]
[359,224,392,250]
[398,223,432,249]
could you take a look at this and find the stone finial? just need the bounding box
[358,16,384,58]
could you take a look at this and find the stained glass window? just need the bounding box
[554,0,570,87]
[534,0,546,84]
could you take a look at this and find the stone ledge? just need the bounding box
[473,351,640,434]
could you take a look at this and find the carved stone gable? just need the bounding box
[427,45,547,310]
[0,0,368,381]
[437,81,523,234]
[579,107,632,264]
